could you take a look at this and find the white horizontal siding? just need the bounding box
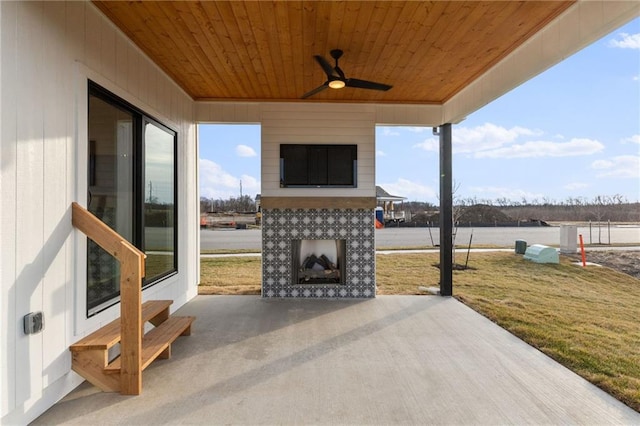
[261,104,376,198]
[263,125,373,135]
[264,133,374,145]
[262,111,375,122]
[195,100,444,126]
[0,2,197,423]
[374,104,443,126]
[195,102,262,123]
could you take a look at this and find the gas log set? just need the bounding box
[298,254,340,284]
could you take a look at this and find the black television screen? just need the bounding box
[280,144,357,187]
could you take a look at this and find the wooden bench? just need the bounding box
[104,316,194,373]
[70,300,194,393]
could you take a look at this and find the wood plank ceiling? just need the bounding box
[93,1,575,104]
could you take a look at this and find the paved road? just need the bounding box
[200,225,640,251]
[201,228,264,250]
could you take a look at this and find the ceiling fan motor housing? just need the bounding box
[301,49,392,98]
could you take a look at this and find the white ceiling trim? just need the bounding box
[195,101,444,127]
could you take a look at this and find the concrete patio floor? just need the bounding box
[34,295,639,425]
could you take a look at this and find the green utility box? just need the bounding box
[515,240,527,254]
[523,244,559,264]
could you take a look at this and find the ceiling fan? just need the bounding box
[301,49,393,99]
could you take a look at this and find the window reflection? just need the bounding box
[87,95,134,314]
[144,122,176,281]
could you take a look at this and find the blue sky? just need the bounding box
[199,17,639,204]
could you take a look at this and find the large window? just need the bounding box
[87,82,177,316]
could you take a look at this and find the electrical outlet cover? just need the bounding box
[24,312,44,334]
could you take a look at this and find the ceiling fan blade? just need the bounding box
[314,55,339,78]
[345,78,392,91]
[301,83,329,99]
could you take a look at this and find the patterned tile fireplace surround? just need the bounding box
[262,208,376,298]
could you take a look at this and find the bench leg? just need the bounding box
[72,350,121,392]
[158,345,171,359]
[180,324,192,336]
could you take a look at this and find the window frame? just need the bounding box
[140,116,179,285]
[87,81,178,317]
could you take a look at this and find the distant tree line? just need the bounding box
[402,201,437,212]
[200,193,638,222]
[145,202,175,227]
[452,194,638,222]
[403,194,638,223]
[399,194,638,223]
[200,195,256,213]
[453,194,630,209]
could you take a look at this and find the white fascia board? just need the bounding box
[194,101,446,127]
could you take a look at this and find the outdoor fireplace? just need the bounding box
[292,239,346,284]
[261,208,376,298]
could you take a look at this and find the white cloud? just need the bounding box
[564,182,589,191]
[412,138,438,152]
[407,127,430,133]
[608,32,640,49]
[238,174,261,196]
[236,144,257,157]
[413,123,542,154]
[622,134,640,145]
[412,123,605,159]
[379,178,437,201]
[467,186,544,201]
[454,123,541,153]
[592,160,614,169]
[199,158,261,199]
[591,155,640,179]
[376,150,386,157]
[476,138,604,159]
[380,127,400,136]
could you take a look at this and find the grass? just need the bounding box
[199,252,640,411]
[200,248,262,255]
[146,253,175,279]
[200,256,261,294]
[375,252,440,293]
[453,252,640,412]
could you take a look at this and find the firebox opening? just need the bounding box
[292,239,346,285]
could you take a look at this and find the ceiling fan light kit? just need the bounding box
[302,49,392,99]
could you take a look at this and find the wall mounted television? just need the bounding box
[280,144,357,188]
